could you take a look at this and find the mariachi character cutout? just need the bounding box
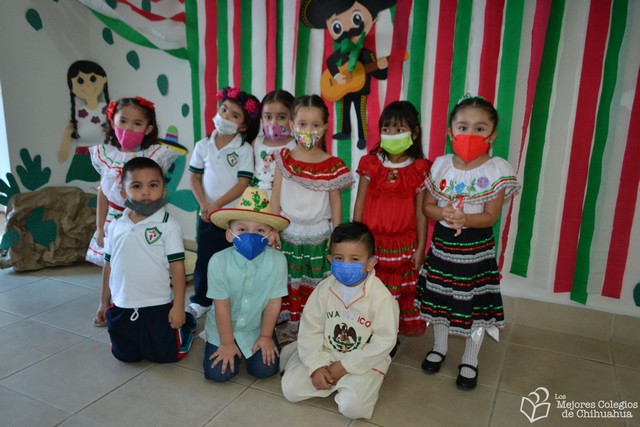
[301,0,396,149]
[59,60,110,183]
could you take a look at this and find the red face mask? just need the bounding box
[452,134,491,163]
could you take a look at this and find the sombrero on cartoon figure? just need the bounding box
[300,0,396,29]
[209,188,290,232]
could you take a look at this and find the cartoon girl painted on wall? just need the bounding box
[58,60,110,183]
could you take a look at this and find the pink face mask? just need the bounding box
[262,123,291,142]
[114,127,145,150]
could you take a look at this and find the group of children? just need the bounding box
[87,87,519,419]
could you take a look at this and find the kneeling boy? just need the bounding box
[281,222,399,419]
[96,157,196,363]
[203,188,289,382]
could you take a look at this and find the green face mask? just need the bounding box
[380,131,414,155]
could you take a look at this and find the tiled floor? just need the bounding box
[0,263,639,427]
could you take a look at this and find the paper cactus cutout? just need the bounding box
[16,148,51,191]
[0,173,20,206]
[26,207,57,248]
[0,229,20,251]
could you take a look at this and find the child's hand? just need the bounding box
[168,305,186,329]
[199,202,219,223]
[311,366,334,390]
[269,233,282,251]
[443,202,465,236]
[209,343,242,375]
[93,304,108,327]
[327,361,348,384]
[252,335,279,366]
[96,228,105,248]
[411,249,425,271]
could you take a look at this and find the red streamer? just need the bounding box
[478,0,505,103]
[554,0,612,292]
[602,68,640,298]
[203,1,218,136]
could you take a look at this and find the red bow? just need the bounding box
[135,96,155,110]
[106,101,117,121]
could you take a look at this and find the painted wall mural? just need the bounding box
[1,1,638,312]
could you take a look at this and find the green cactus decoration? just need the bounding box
[0,173,20,206]
[16,149,51,191]
[26,207,57,247]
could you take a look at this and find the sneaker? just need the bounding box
[188,303,211,318]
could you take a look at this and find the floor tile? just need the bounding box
[0,268,43,293]
[0,278,94,317]
[80,364,245,427]
[33,263,103,291]
[204,388,350,427]
[31,293,101,337]
[612,314,640,347]
[612,343,640,370]
[490,390,626,426]
[57,416,105,427]
[0,309,22,328]
[0,386,69,427]
[370,364,496,427]
[509,324,612,363]
[499,344,618,401]
[616,367,640,406]
[0,319,84,379]
[514,299,613,340]
[1,339,152,413]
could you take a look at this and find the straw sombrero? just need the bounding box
[209,188,290,232]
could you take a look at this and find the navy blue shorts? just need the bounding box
[105,303,197,363]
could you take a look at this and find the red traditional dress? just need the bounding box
[276,148,354,333]
[357,152,431,336]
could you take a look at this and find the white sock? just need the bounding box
[427,323,449,362]
[461,331,483,377]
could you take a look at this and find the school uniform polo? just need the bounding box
[188,131,254,208]
[204,246,288,358]
[104,207,185,308]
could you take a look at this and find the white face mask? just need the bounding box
[213,113,239,135]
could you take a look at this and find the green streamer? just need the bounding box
[571,0,628,304]
[445,0,473,154]
[510,0,567,277]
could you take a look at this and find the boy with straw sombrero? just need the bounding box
[202,187,290,382]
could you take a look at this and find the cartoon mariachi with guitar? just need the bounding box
[301,0,396,150]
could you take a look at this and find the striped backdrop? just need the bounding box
[80,0,640,309]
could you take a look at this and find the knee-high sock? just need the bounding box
[426,323,449,362]
[461,330,484,377]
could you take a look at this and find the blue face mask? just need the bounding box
[331,260,368,287]
[232,232,269,260]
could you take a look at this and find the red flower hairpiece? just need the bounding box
[244,98,259,114]
[106,101,117,121]
[227,87,240,99]
[135,96,155,110]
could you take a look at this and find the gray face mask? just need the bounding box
[124,197,165,217]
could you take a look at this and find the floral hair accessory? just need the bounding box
[106,101,118,121]
[216,87,262,122]
[456,93,486,106]
[135,96,155,111]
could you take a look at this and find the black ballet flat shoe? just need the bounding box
[332,132,351,140]
[356,139,367,149]
[421,350,446,373]
[456,364,478,389]
[389,339,400,358]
